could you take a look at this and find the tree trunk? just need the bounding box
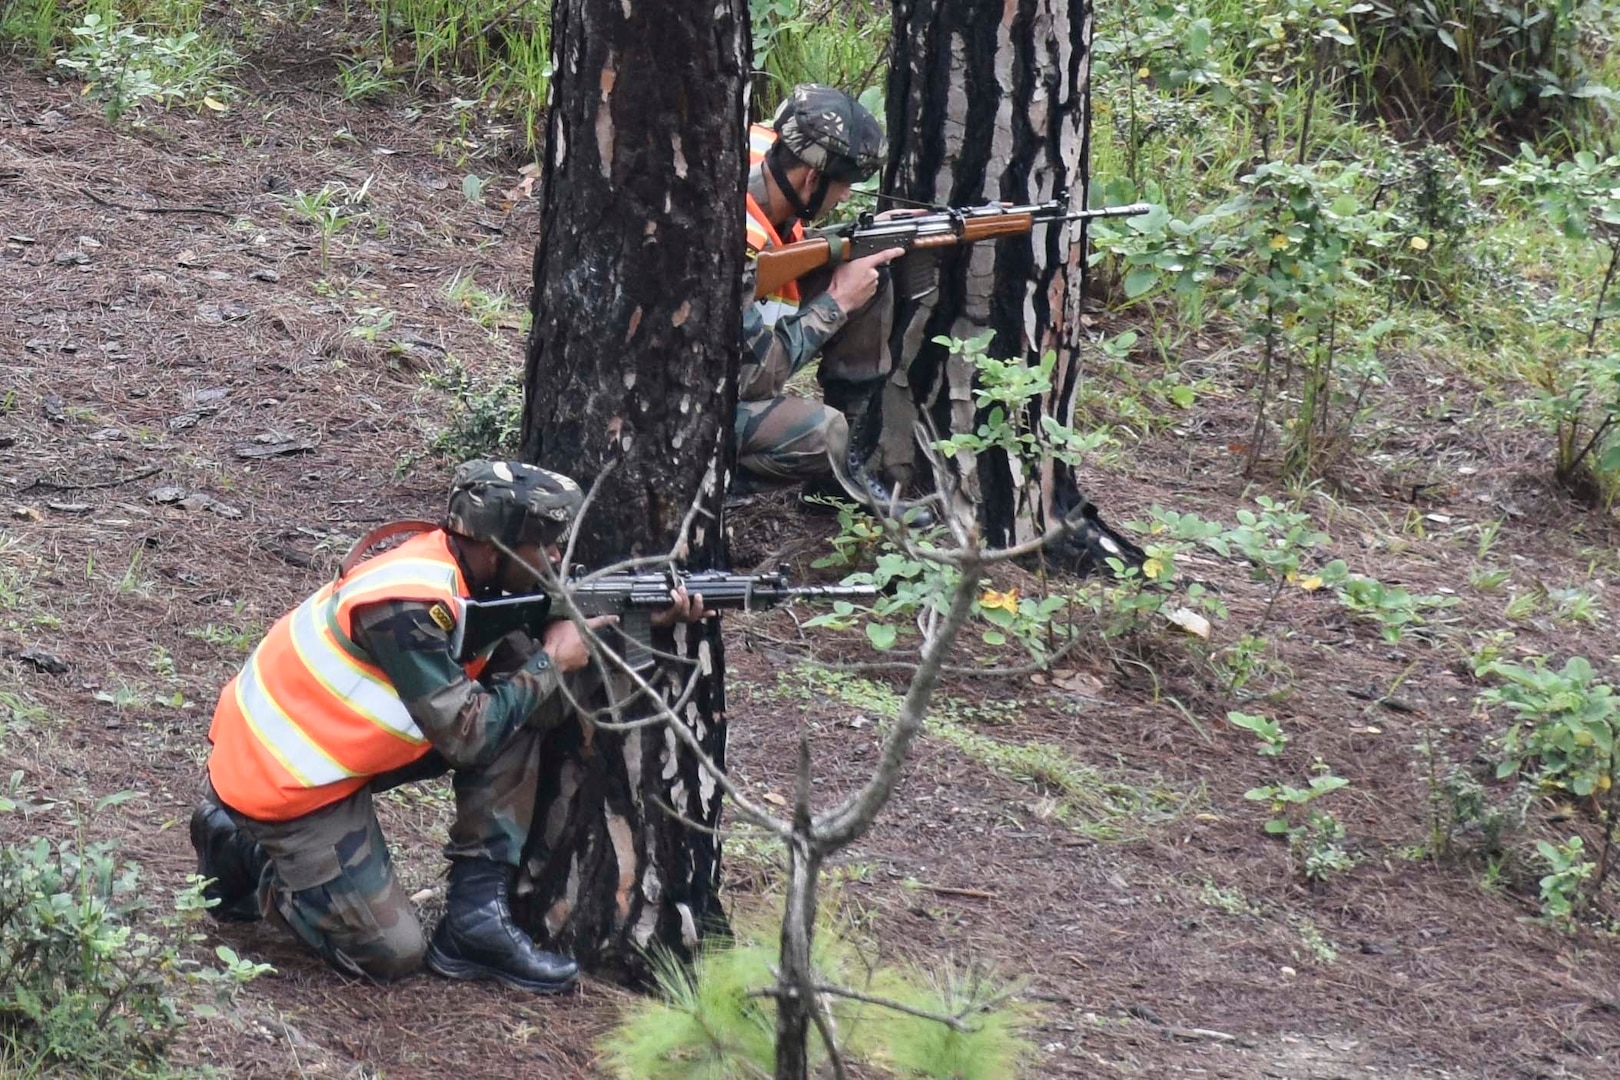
[516,0,748,981]
[887,0,1100,555]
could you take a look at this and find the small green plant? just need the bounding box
[282,178,373,271]
[336,57,403,103]
[1225,159,1399,479]
[1479,656,1616,800]
[1536,835,1595,927]
[1227,710,1288,756]
[349,305,397,343]
[186,622,259,653]
[600,920,1033,1079]
[54,11,235,121]
[422,358,523,461]
[445,272,525,335]
[1334,574,1456,643]
[1484,147,1620,499]
[0,778,271,1073]
[1206,496,1342,631]
[1246,760,1353,883]
[810,333,1143,666]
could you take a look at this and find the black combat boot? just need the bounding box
[822,378,936,528]
[189,800,269,923]
[425,858,579,994]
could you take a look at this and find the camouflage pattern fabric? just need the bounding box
[208,778,430,981]
[737,247,913,484]
[202,596,599,982]
[445,460,582,548]
[772,84,884,182]
[736,396,848,483]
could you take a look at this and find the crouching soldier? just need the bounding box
[189,461,704,992]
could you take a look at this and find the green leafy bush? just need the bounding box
[422,359,524,462]
[0,777,270,1074]
[54,11,235,120]
[1478,656,1617,799]
[1349,0,1618,144]
[1483,146,1620,497]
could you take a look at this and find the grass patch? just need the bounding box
[780,666,1189,838]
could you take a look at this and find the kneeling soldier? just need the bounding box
[189,460,703,992]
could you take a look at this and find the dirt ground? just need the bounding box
[4,48,1620,1080]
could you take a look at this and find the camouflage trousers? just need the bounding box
[206,672,595,981]
[737,270,918,486]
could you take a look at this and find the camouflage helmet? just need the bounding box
[772,84,884,183]
[445,460,582,548]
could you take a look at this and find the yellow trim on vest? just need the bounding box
[234,649,357,788]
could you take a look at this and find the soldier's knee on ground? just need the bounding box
[272,865,428,982]
[358,918,427,981]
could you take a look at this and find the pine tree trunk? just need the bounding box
[887,0,1097,552]
[516,0,748,981]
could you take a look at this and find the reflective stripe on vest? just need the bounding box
[747,123,805,328]
[207,530,478,821]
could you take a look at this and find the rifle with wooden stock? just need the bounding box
[751,197,1153,302]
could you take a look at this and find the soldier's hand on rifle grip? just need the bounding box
[827,246,906,315]
[542,615,617,673]
[651,585,713,628]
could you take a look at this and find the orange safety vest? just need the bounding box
[746,123,806,329]
[206,530,487,822]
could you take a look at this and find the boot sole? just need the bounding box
[425,942,577,995]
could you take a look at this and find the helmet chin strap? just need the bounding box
[767,152,830,223]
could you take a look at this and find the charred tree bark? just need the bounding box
[888,0,1106,558]
[517,0,748,981]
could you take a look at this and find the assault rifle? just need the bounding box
[752,197,1153,302]
[449,568,878,669]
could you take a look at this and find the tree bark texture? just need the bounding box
[886,0,1096,552]
[517,0,748,981]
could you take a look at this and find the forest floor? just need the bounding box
[4,46,1620,1080]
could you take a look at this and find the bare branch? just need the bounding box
[808,994,850,1080]
[753,980,996,1034]
[813,551,984,849]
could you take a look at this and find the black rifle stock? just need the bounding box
[448,569,878,669]
[752,198,1153,302]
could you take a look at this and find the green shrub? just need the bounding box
[599,925,1033,1079]
[0,778,270,1075]
[422,359,523,462]
[54,10,236,120]
[1349,0,1618,146]
[1478,655,1617,799]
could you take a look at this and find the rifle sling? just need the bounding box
[336,519,441,580]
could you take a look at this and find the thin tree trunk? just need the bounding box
[516,0,748,981]
[887,0,1104,557]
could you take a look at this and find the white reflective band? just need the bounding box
[754,297,799,328]
[337,558,459,608]
[287,596,425,744]
[235,648,355,789]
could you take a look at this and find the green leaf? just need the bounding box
[982,630,1007,646]
[1123,265,1161,298]
[1187,19,1211,56]
[1264,818,1292,835]
[866,623,897,650]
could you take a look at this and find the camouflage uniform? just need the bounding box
[205,609,590,980]
[196,462,591,985]
[736,85,915,488]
